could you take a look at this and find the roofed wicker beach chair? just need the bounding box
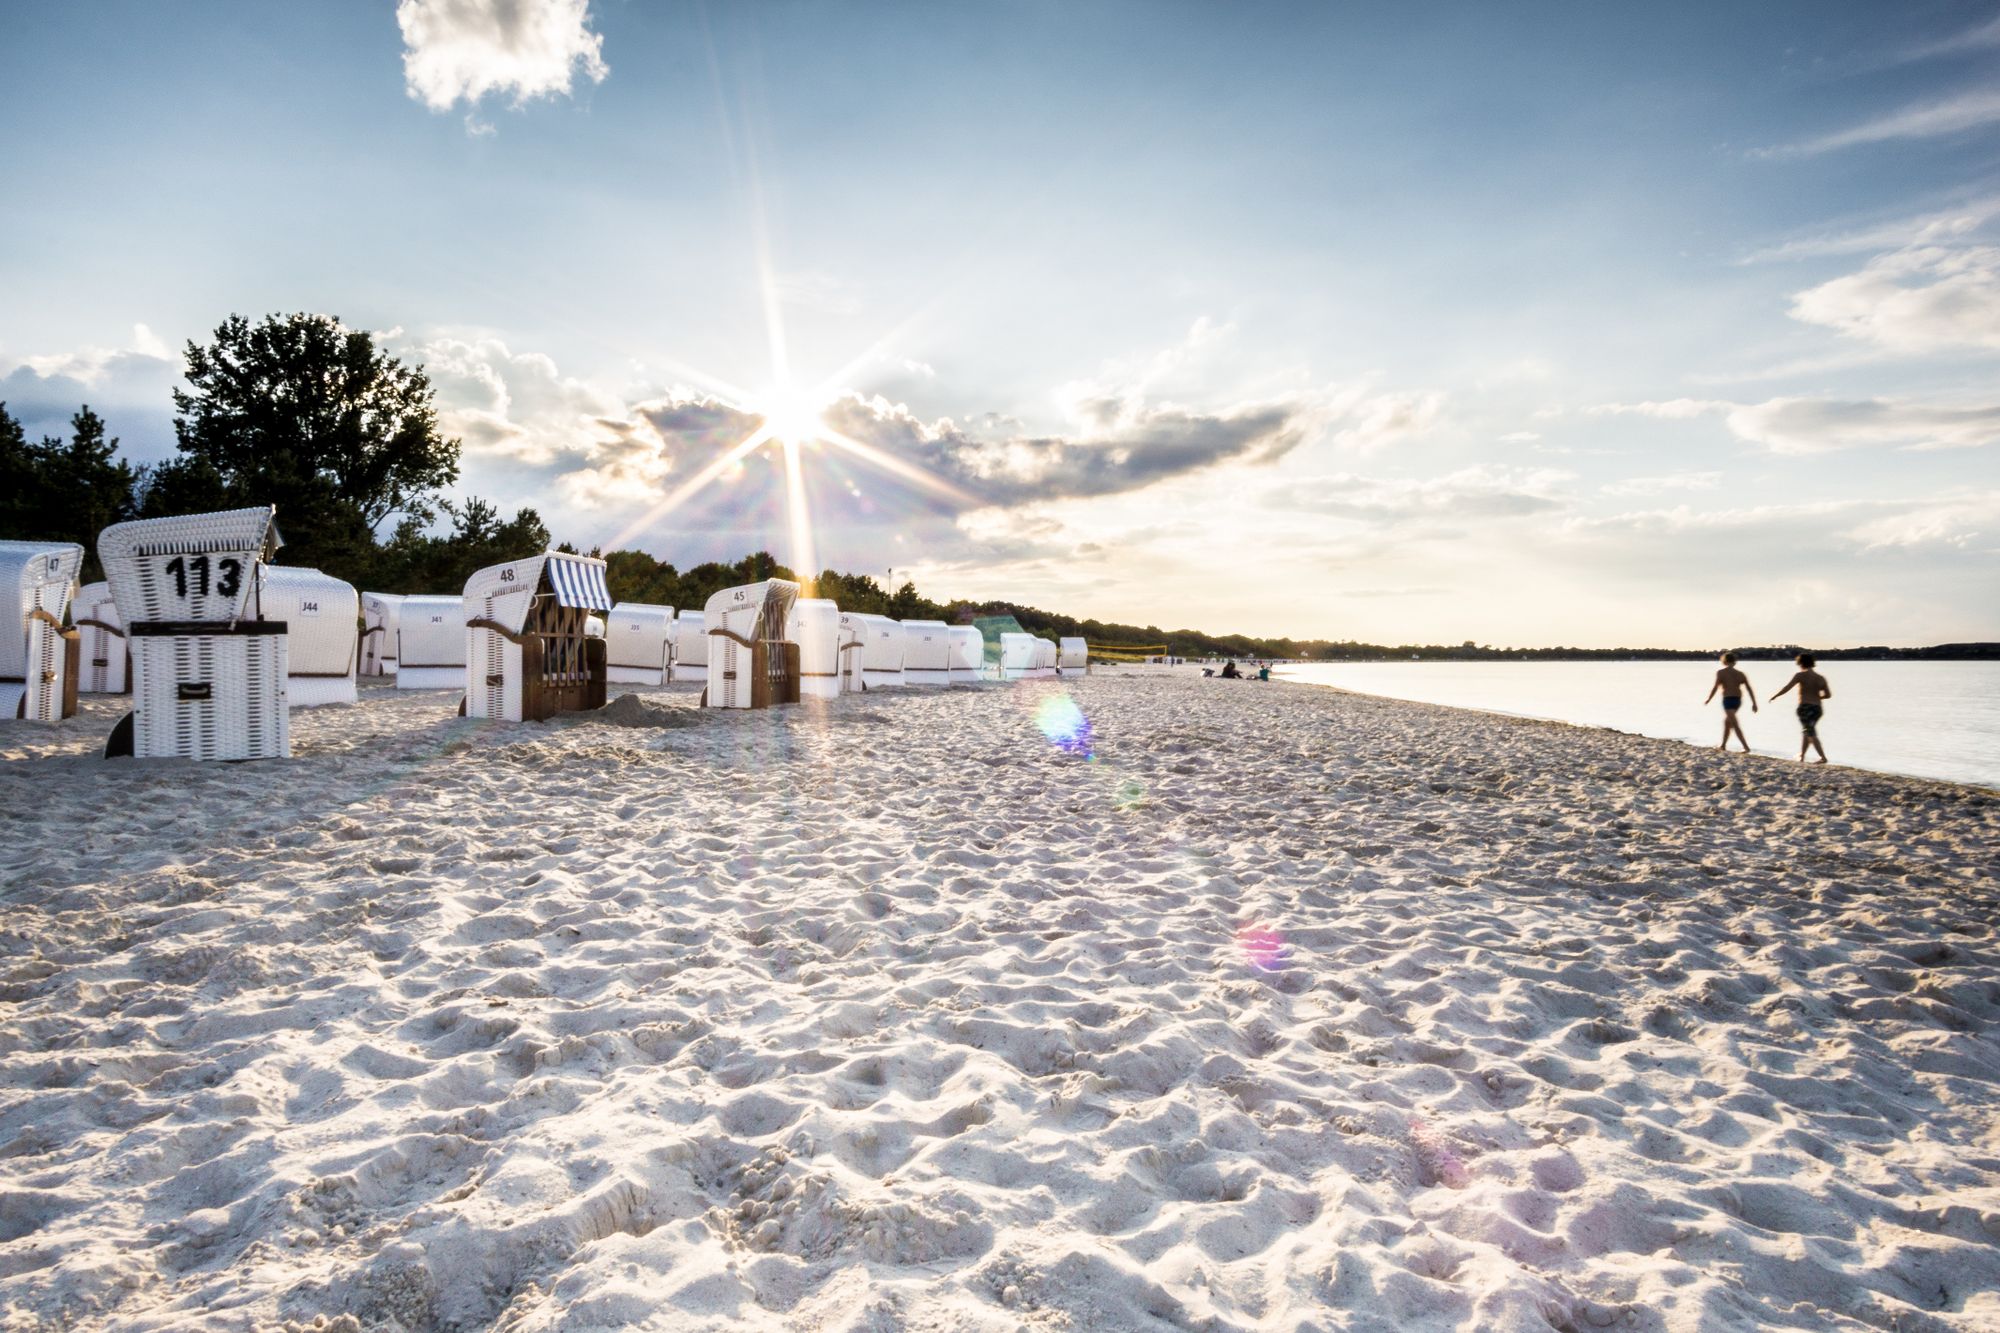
[999,631,1036,680]
[1059,636,1089,674]
[788,597,842,700]
[606,603,675,685]
[1035,637,1057,678]
[359,592,404,676]
[704,579,801,709]
[861,614,907,690]
[259,566,359,706]
[72,580,127,695]
[949,625,984,682]
[463,550,614,722]
[671,610,708,681]
[96,507,287,760]
[835,612,869,693]
[1,541,85,722]
[394,596,466,688]
[900,619,952,685]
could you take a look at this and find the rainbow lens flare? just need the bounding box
[1236,924,1289,972]
[1033,691,1094,758]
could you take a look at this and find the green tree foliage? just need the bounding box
[0,403,142,580]
[373,497,550,594]
[157,312,461,574]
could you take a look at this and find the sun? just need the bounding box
[758,392,828,446]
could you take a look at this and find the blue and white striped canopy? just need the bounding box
[545,556,612,611]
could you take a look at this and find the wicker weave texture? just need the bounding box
[74,581,127,693]
[703,580,800,709]
[131,633,290,760]
[97,508,276,627]
[1,541,84,720]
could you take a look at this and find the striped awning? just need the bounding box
[545,556,612,611]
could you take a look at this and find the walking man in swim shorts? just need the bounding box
[1771,653,1832,764]
[1703,652,1757,751]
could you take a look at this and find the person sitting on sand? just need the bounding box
[1219,660,1242,679]
[1771,653,1832,764]
[1257,664,1271,681]
[1702,652,1757,751]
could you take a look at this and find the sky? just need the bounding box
[2,0,1998,648]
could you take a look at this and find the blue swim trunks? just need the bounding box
[1722,696,1741,712]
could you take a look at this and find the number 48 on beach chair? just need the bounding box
[461,550,614,723]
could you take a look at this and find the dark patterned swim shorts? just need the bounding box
[1797,703,1823,737]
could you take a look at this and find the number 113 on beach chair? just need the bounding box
[96,507,288,760]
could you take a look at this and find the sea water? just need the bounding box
[1275,660,2000,790]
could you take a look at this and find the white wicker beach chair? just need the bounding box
[72,580,127,694]
[900,619,952,686]
[359,592,404,676]
[0,541,85,722]
[834,612,868,693]
[1035,637,1057,678]
[606,602,674,685]
[1059,636,1088,674]
[394,596,466,688]
[669,611,706,681]
[463,551,613,722]
[999,631,1036,681]
[861,615,907,689]
[787,597,842,700]
[258,567,358,706]
[949,625,984,682]
[703,579,801,709]
[96,507,287,760]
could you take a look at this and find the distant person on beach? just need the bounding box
[1219,660,1242,679]
[1703,652,1758,751]
[1771,653,1832,763]
[1257,664,1271,681]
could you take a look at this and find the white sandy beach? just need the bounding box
[1,669,1996,1332]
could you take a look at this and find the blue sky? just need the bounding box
[3,1,1997,646]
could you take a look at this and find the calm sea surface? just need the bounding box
[1273,660,2000,790]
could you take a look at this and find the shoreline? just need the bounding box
[1267,663,2000,795]
[1,670,1996,1330]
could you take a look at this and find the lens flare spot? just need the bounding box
[1113,778,1147,810]
[1236,924,1289,972]
[1033,691,1094,757]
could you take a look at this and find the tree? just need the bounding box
[0,403,143,579]
[0,402,43,541]
[373,496,550,594]
[166,313,460,574]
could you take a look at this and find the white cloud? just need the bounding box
[1725,397,2000,454]
[1600,471,1722,497]
[1499,431,1540,442]
[1583,398,1730,419]
[1847,493,2000,551]
[1894,13,2000,64]
[1761,88,2000,157]
[1788,243,2000,353]
[1743,194,2000,263]
[397,0,607,115]
[1267,465,1572,525]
